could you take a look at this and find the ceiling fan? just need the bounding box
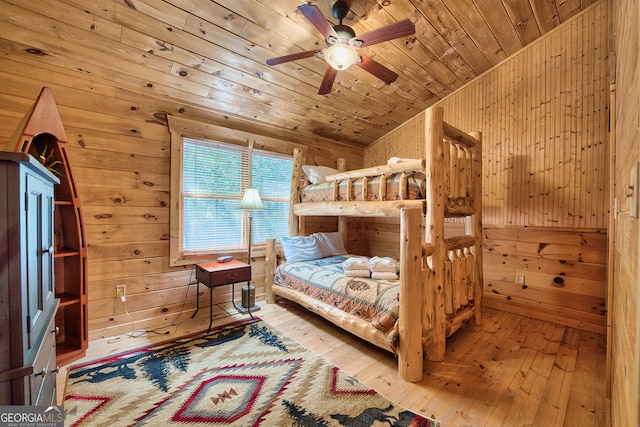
[266,1,415,95]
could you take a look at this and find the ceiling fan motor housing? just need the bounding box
[331,1,350,21]
[333,24,356,43]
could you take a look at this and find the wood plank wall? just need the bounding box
[363,2,609,333]
[610,0,639,424]
[482,226,606,334]
[0,46,362,340]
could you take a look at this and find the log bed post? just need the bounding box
[423,106,447,361]
[265,238,276,303]
[467,131,483,325]
[289,148,304,237]
[398,206,424,382]
[336,158,347,241]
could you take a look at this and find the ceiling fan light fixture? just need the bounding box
[325,43,358,70]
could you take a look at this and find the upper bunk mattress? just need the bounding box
[300,172,425,203]
[274,255,400,350]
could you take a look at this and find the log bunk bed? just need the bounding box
[265,106,483,382]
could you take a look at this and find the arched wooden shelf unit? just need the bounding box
[5,87,88,366]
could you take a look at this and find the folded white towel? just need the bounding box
[369,256,398,272]
[345,269,371,278]
[371,271,398,280]
[343,256,370,271]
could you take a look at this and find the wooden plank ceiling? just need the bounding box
[1,0,594,147]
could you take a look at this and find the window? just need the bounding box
[171,135,292,265]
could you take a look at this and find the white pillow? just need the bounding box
[387,157,418,164]
[302,165,339,184]
[313,231,347,257]
[280,235,323,263]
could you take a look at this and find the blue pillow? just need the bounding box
[280,236,323,263]
[313,231,347,257]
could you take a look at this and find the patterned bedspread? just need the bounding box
[274,255,400,350]
[300,172,425,202]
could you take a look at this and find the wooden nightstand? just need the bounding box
[193,260,252,331]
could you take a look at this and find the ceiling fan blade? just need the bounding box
[356,54,399,85]
[266,50,319,66]
[350,18,415,48]
[298,4,338,41]
[318,66,338,95]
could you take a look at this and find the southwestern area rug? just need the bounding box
[63,318,439,426]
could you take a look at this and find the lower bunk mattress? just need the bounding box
[273,255,401,351]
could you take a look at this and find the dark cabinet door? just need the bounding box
[0,152,59,406]
[24,171,56,351]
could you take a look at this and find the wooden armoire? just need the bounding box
[4,87,89,367]
[0,152,60,405]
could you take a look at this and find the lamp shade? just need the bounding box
[325,43,359,70]
[239,188,264,210]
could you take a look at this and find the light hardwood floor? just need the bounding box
[57,301,609,426]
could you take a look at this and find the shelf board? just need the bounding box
[54,249,80,258]
[56,346,86,367]
[56,293,80,307]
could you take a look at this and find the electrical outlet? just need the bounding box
[517,275,525,285]
[116,285,126,298]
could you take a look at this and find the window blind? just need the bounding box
[251,149,292,243]
[182,138,248,252]
[181,138,292,254]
